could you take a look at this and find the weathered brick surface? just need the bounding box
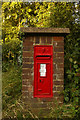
[57,74,64,79]
[54,81,64,85]
[22,91,29,96]
[40,97,54,102]
[56,53,64,57]
[23,46,33,51]
[53,41,64,46]
[54,69,64,74]
[41,36,46,44]
[22,74,32,79]
[56,86,64,91]
[22,68,32,73]
[54,47,64,52]
[47,36,52,44]
[53,92,60,96]
[53,37,64,41]
[23,51,33,57]
[23,57,33,62]
[23,41,33,46]
[22,34,65,116]
[57,63,64,68]
[22,85,27,91]
[53,58,64,63]
[23,64,33,68]
[35,36,40,44]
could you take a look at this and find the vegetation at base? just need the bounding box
[2,64,22,118]
[2,1,80,119]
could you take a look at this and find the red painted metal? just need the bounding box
[34,45,53,98]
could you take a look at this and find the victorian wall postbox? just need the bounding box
[34,45,53,97]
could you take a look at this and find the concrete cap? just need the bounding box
[20,27,70,34]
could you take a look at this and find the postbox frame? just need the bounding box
[34,45,53,98]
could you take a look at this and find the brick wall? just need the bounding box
[22,34,64,116]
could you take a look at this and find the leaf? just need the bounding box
[73,65,78,69]
[65,97,69,102]
[74,61,77,64]
[69,58,73,62]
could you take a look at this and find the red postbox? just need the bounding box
[34,45,53,97]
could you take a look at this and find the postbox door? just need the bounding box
[34,45,53,97]
[37,62,51,95]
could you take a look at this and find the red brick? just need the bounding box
[22,91,29,96]
[22,85,33,92]
[22,71,33,76]
[53,42,64,46]
[31,98,38,103]
[57,63,64,68]
[57,42,64,46]
[40,98,54,102]
[54,81,64,85]
[47,36,52,44]
[31,103,47,108]
[41,36,46,44]
[53,37,64,41]
[35,36,40,44]
[22,71,30,76]
[23,39,33,46]
[56,53,64,57]
[23,52,33,57]
[57,87,64,91]
[54,47,64,52]
[57,75,64,79]
[22,68,32,73]
[23,58,29,62]
[22,97,29,102]
[54,69,64,74]
[23,46,33,51]
[23,64,33,68]
[22,85,27,91]
[27,85,33,92]
[22,75,32,79]
[53,58,64,63]
[23,58,33,62]
[22,80,27,85]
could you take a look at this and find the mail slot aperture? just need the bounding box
[34,45,53,97]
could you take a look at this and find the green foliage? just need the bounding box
[48,2,80,118]
[2,39,21,65]
[2,64,22,118]
[2,1,80,119]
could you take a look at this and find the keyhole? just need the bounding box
[40,80,41,82]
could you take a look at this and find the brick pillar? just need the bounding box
[22,36,34,104]
[53,37,64,104]
[21,27,70,117]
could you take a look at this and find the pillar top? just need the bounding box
[20,27,70,34]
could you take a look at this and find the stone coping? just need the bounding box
[20,27,70,34]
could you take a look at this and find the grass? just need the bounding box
[2,64,22,119]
